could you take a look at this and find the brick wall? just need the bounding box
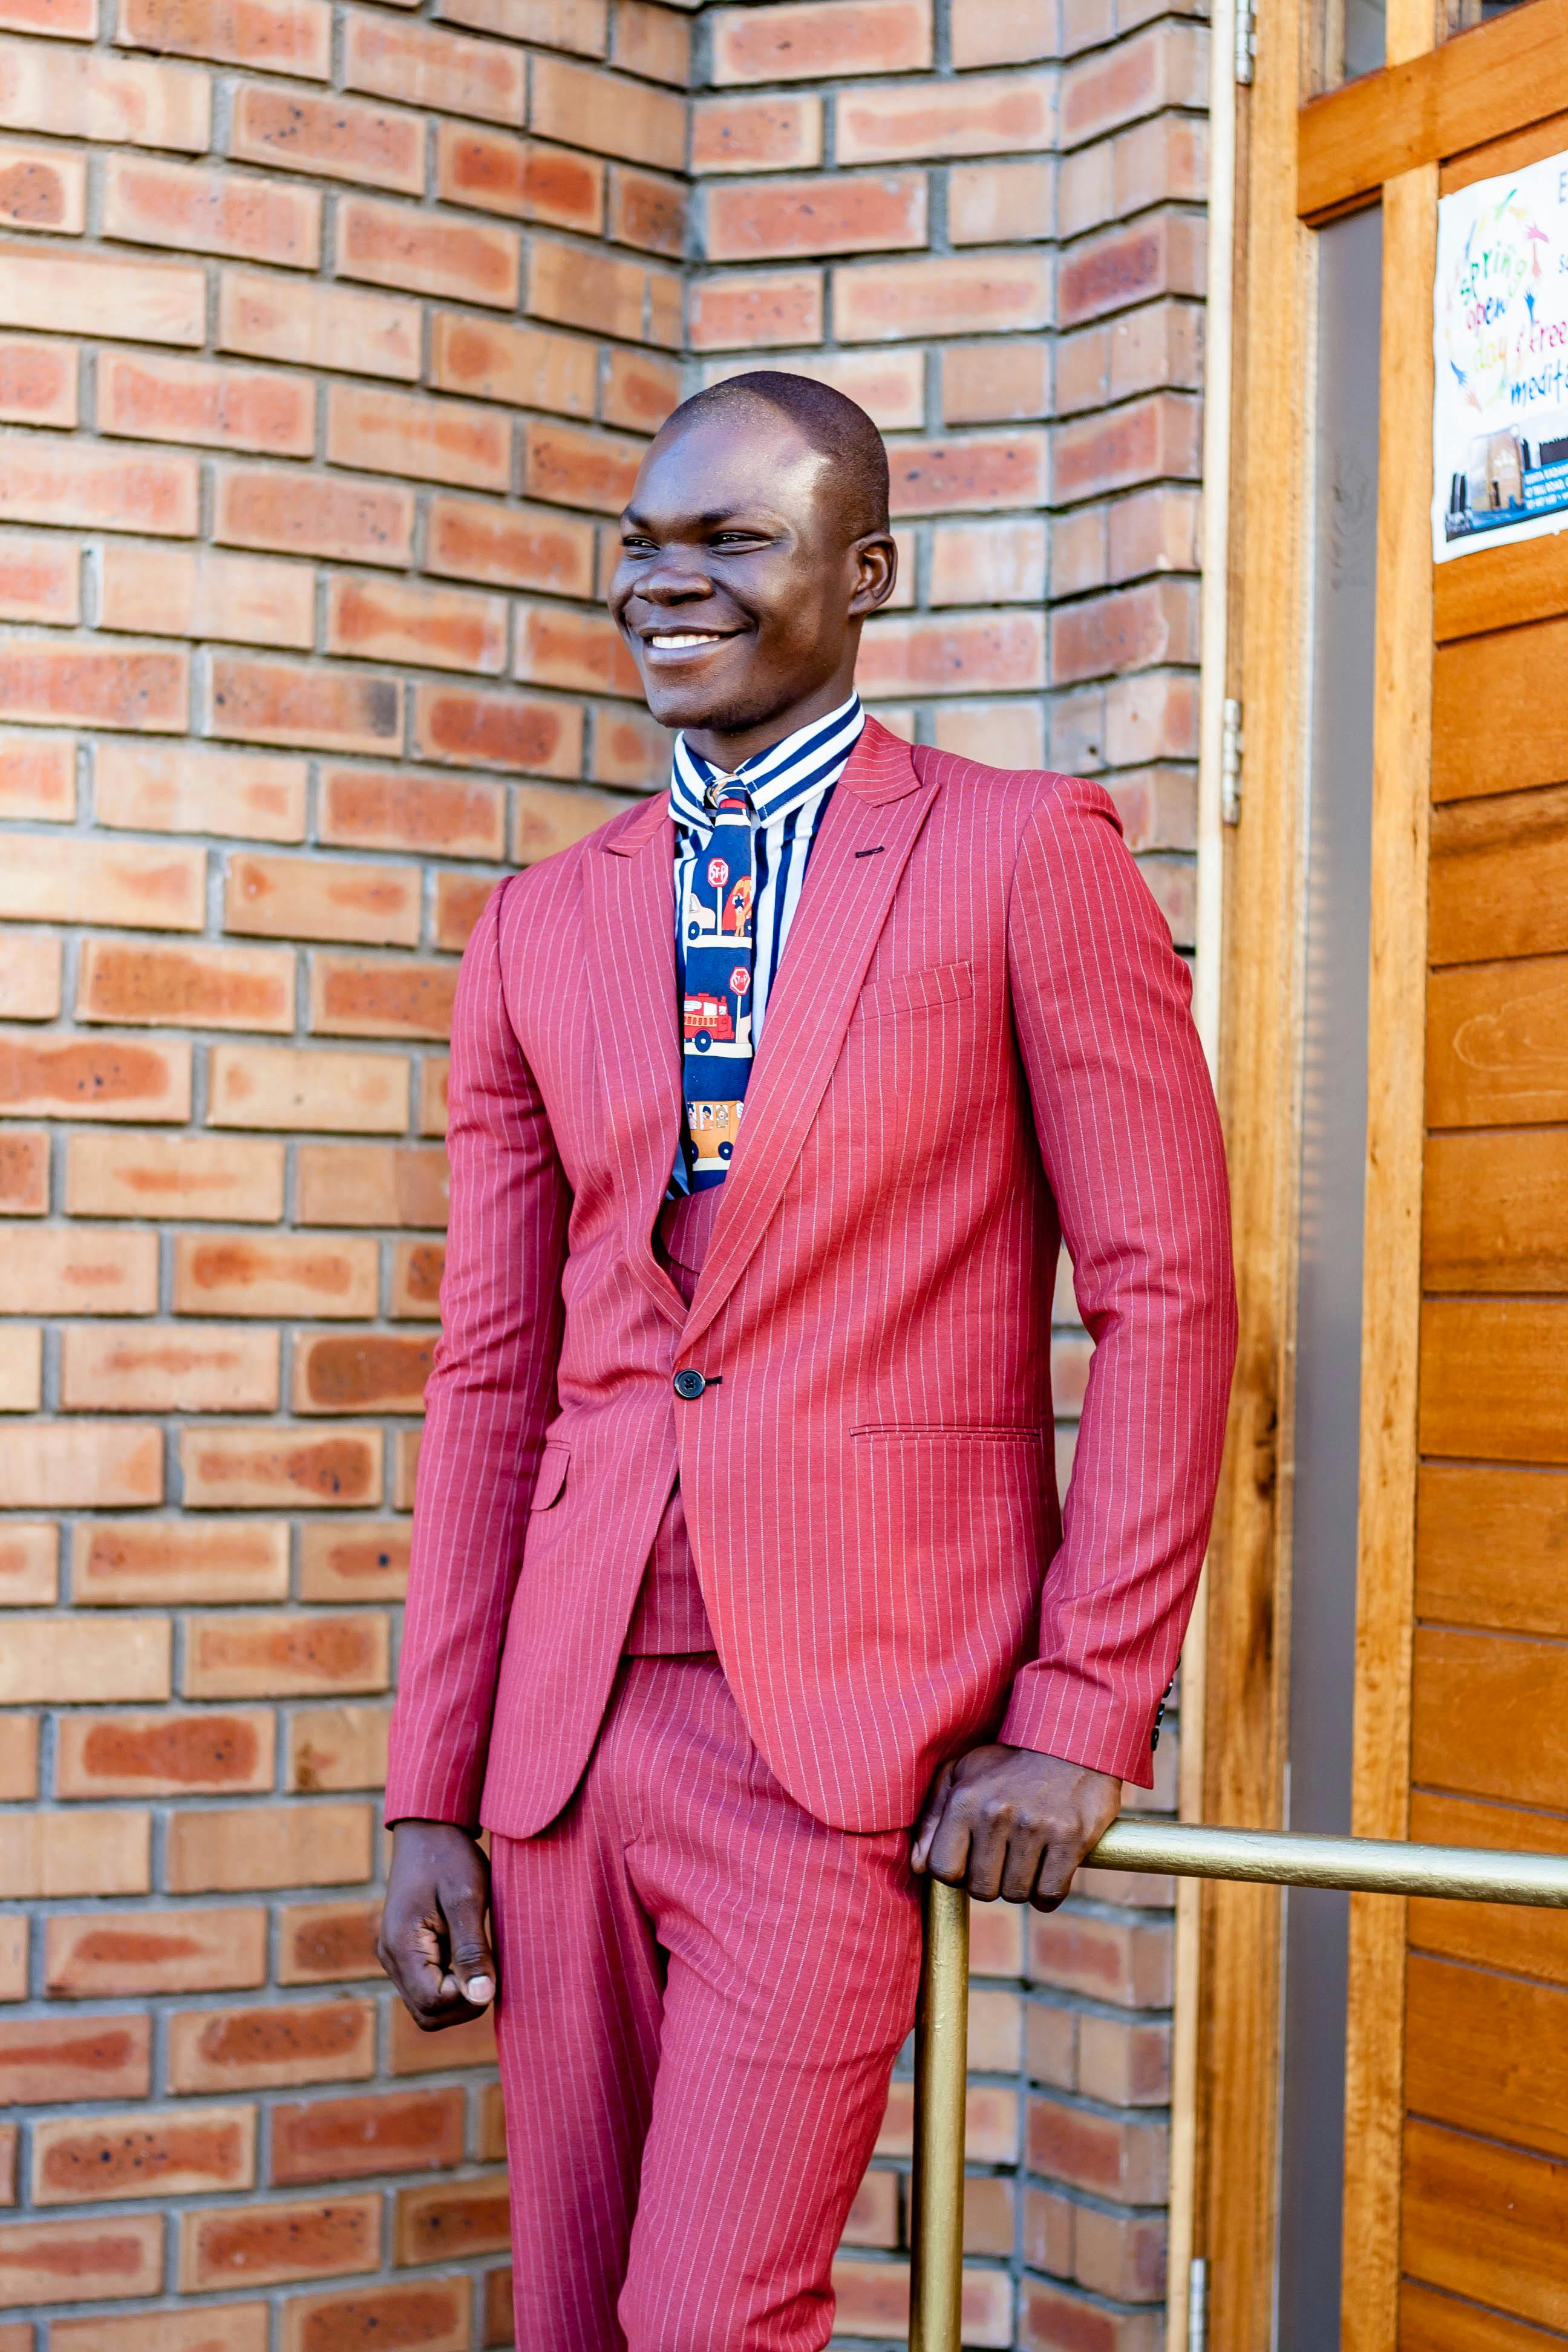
[0,0,1204,2344]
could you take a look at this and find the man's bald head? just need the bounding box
[657,372,891,542]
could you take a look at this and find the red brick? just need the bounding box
[281,2280,469,2352]
[218,268,420,382]
[692,93,822,174]
[689,267,823,351]
[0,0,96,33]
[99,348,314,456]
[0,2213,162,2308]
[711,0,931,83]
[325,382,509,494]
[0,1325,41,1413]
[889,431,1047,515]
[427,492,595,595]
[74,1517,288,1604]
[103,154,320,266]
[207,1044,409,1134]
[337,195,518,309]
[67,1131,284,1220]
[395,2176,509,2267]
[47,1907,263,2000]
[309,958,456,1045]
[859,611,1045,697]
[326,575,506,675]
[0,639,187,733]
[54,2308,269,2352]
[1052,579,1197,684]
[0,1129,47,1213]
[210,656,402,756]
[0,1030,190,1122]
[1106,673,1198,770]
[293,1331,433,1414]
[168,1800,373,1891]
[1058,216,1204,330]
[434,870,501,951]
[180,1425,383,1509]
[942,339,1051,426]
[391,1239,443,1319]
[0,535,77,629]
[0,1224,155,1313]
[951,0,1054,65]
[320,768,505,860]
[587,700,670,788]
[601,346,681,434]
[516,603,640,696]
[33,2108,255,2206]
[1105,483,1201,582]
[174,1232,377,1317]
[388,2000,494,2076]
[609,161,685,257]
[1029,1908,1173,2006]
[0,335,76,423]
[1051,392,1201,502]
[524,416,644,514]
[298,1521,410,1603]
[430,312,596,419]
[60,1323,278,1416]
[1021,2282,1161,2352]
[180,2196,380,2293]
[417,1058,448,1137]
[0,42,209,151]
[1027,2094,1168,2203]
[1060,22,1207,147]
[877,2078,1017,2163]
[0,1809,151,1896]
[287,1703,389,1792]
[950,157,1055,244]
[184,1615,387,1701]
[437,123,603,229]
[612,0,688,83]
[344,8,523,123]
[526,233,676,347]
[100,543,313,651]
[278,1898,383,1984]
[214,464,410,567]
[0,1421,160,1507]
[0,1521,53,1601]
[223,852,418,946]
[169,2002,375,2094]
[75,939,291,1033]
[230,82,424,193]
[838,71,1054,164]
[54,1708,270,1800]
[834,251,1051,343]
[270,2089,462,2188]
[117,0,328,71]
[485,2267,513,2347]
[705,171,924,263]
[0,932,60,1020]
[0,435,197,534]
[412,682,582,778]
[0,1721,37,1805]
[0,2014,151,2105]
[530,52,682,168]
[0,139,85,232]
[296,1143,447,1231]
[1026,1999,1080,2091]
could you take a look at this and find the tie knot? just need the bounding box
[705,776,748,813]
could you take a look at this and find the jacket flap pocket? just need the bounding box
[858,959,973,1020]
[529,1443,569,1510]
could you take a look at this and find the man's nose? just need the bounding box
[637,555,716,603]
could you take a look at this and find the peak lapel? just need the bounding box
[681,724,939,1353]
[584,799,686,1328]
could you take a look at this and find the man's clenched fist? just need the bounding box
[378,1820,497,2030]
[910,1745,1122,1911]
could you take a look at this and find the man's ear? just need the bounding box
[848,531,899,617]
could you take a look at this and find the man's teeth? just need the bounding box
[651,632,722,647]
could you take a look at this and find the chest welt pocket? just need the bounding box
[856,959,973,1021]
[529,1443,569,1510]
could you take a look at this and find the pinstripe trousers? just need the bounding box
[490,1655,923,2352]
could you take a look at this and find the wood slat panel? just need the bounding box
[1401,2275,1568,2350]
[1403,2117,1568,2334]
[1408,1790,1568,1990]
[1432,618,1568,803]
[1411,1624,1568,1808]
[1440,106,1568,196]
[1423,1128,1568,1291]
[1434,532,1568,644]
[1428,959,1568,1129]
[1297,0,1568,219]
[1429,786,1568,967]
[1420,1299,1568,1463]
[1406,1953,1568,2160]
[1416,1462,1568,1635]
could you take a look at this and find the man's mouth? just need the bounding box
[642,630,733,650]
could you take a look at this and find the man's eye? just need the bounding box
[621,537,657,554]
[711,532,763,548]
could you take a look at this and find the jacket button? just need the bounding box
[673,1368,707,1400]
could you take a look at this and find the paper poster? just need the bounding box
[1433,148,1568,561]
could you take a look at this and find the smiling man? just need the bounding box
[381,374,1237,2352]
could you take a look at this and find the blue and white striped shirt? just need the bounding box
[667,691,865,1194]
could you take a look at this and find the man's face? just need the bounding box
[608,404,895,745]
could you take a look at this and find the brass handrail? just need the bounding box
[909,1819,1568,2352]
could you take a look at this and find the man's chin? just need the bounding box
[641,679,779,737]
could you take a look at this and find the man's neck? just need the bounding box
[681,674,860,773]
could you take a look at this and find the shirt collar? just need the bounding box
[668,693,864,834]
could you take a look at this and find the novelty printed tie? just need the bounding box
[679,777,756,1191]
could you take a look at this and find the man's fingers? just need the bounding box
[444,1889,497,2007]
[909,1763,956,1873]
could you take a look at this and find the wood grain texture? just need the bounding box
[1441,106,1568,195]
[1429,786,1568,968]
[1402,2117,1568,2334]
[1416,1462,1568,1635]
[1423,1128,1568,1291]
[1427,957,1568,1129]
[1297,0,1568,218]
[1419,1298,1568,1464]
[1400,2277,1568,2352]
[1406,1952,1568,2158]
[1408,1789,1568,1989]
[1434,528,1568,641]
[1432,618,1568,804]
[1411,1625,1568,1808]
[1342,158,1438,2352]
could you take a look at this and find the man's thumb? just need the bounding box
[447,1900,496,2005]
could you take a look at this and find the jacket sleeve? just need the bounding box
[384,880,571,1829]
[999,779,1236,1787]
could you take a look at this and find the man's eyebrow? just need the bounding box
[618,507,767,532]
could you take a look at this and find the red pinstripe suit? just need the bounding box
[386,720,1236,2350]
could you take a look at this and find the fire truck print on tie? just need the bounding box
[681,779,756,1189]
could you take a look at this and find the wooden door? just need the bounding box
[1194,8,1568,2350]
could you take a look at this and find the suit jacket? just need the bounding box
[385,720,1237,1839]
